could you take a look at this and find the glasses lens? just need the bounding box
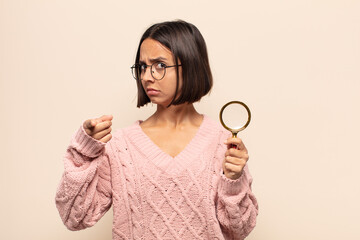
[131,63,167,81]
[152,62,165,80]
[131,65,140,80]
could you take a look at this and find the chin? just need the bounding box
[148,96,173,106]
[150,99,172,108]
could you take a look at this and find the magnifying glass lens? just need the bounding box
[222,103,250,130]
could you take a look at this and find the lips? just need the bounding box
[146,88,160,96]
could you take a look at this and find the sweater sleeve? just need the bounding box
[216,165,258,239]
[55,125,113,231]
[215,131,259,239]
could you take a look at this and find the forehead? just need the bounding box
[139,38,173,61]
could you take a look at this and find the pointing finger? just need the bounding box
[97,115,113,123]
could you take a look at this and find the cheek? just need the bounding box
[177,67,183,88]
[172,76,181,93]
[175,75,183,96]
[178,75,183,90]
[140,80,147,91]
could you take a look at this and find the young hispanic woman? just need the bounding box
[55,20,258,240]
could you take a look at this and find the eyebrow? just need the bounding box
[139,57,168,64]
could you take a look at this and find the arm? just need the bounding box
[55,116,113,230]
[216,165,258,240]
[215,133,259,239]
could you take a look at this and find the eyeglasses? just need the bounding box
[131,62,181,81]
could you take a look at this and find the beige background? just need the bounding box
[1,0,359,239]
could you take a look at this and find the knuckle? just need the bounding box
[240,159,247,165]
[225,150,230,156]
[84,120,91,128]
[224,162,232,169]
[233,157,241,165]
[235,166,242,172]
[229,148,237,155]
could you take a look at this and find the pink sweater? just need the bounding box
[55,115,258,239]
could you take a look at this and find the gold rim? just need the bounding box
[219,101,251,135]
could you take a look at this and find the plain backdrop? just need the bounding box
[1,0,359,239]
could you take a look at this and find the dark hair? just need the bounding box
[135,20,213,107]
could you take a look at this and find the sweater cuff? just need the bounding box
[219,170,250,196]
[70,125,106,158]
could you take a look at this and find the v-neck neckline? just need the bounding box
[138,114,206,159]
[126,115,213,173]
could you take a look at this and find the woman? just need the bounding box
[55,20,258,240]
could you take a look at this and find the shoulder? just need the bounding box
[106,121,142,147]
[202,115,230,139]
[111,120,141,136]
[201,115,229,169]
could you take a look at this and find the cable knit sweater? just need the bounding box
[55,115,258,240]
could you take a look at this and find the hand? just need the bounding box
[83,115,113,143]
[223,137,249,180]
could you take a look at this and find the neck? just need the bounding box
[149,103,202,128]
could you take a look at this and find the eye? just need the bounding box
[139,64,147,72]
[154,62,166,70]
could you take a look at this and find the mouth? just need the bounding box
[146,88,160,96]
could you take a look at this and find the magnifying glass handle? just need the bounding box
[231,132,238,149]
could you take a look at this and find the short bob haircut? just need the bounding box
[134,20,213,108]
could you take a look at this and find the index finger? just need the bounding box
[96,115,113,122]
[224,137,246,150]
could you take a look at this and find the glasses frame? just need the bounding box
[131,62,182,81]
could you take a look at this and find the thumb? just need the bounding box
[84,119,96,129]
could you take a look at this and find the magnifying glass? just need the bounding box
[219,101,251,148]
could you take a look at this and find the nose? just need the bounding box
[142,66,155,82]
